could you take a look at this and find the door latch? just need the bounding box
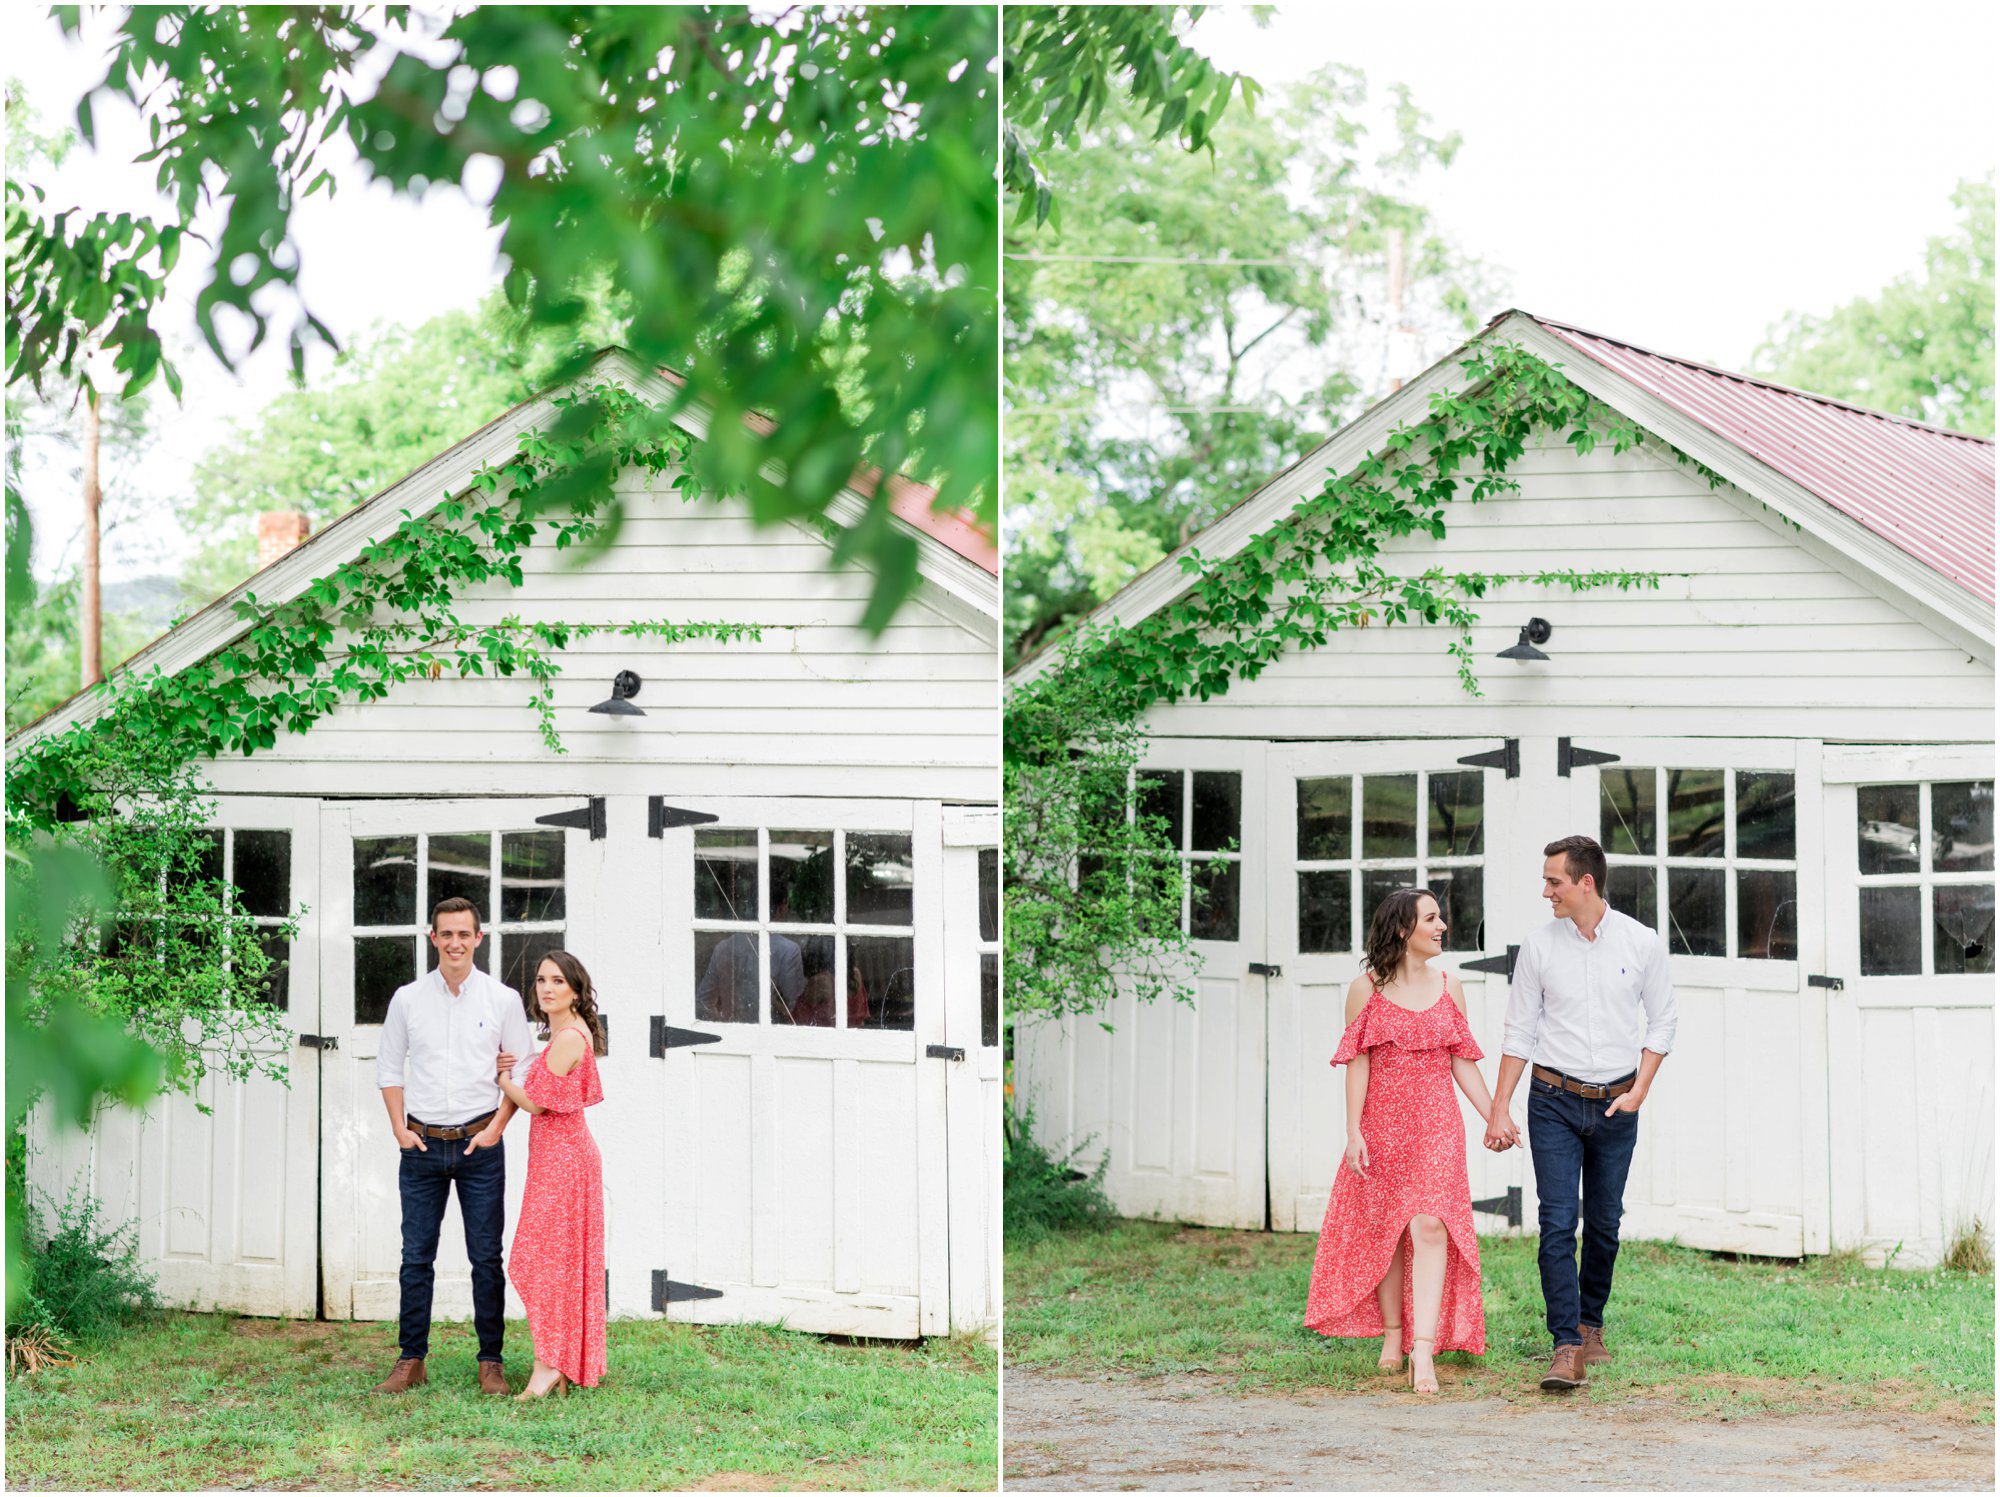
[926,1044,966,1063]
[1248,962,1281,978]
[299,1033,339,1051]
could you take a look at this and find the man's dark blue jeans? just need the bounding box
[1527,1072,1639,1350]
[398,1130,506,1364]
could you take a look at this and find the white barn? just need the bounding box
[1015,310,1994,1268]
[19,349,1002,1338]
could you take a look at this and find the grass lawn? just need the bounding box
[5,1313,997,1491]
[1006,1219,1994,1422]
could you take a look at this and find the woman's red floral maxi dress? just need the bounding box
[508,1040,608,1387]
[1304,977,1488,1356]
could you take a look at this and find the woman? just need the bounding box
[495,951,608,1397]
[1303,888,1502,1393]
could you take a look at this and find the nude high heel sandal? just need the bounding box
[1407,1335,1438,1394]
[1377,1323,1405,1371]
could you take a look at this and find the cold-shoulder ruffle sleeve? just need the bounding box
[1445,998,1484,1061]
[521,1045,604,1114]
[1330,998,1397,1067]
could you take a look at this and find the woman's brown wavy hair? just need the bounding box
[528,949,608,1057]
[1363,887,1441,988]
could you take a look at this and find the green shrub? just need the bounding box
[1004,1098,1113,1247]
[9,1184,157,1344]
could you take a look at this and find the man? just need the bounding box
[1486,834,1676,1393]
[373,896,536,1395]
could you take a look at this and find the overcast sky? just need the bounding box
[8,2,1996,586]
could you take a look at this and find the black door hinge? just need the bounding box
[926,1044,965,1062]
[535,797,607,840]
[1807,974,1845,991]
[1248,962,1281,978]
[1471,1186,1523,1228]
[1557,738,1621,778]
[649,797,720,837]
[299,1033,339,1051]
[650,1017,723,1056]
[653,1270,724,1310]
[1457,739,1520,779]
[1461,945,1520,982]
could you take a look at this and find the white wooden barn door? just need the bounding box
[27,796,321,1318]
[1264,741,1525,1240]
[318,797,599,1321]
[1558,737,1830,1258]
[656,796,950,1338]
[1014,740,1268,1230]
[941,808,1002,1332]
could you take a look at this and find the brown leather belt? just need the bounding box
[1533,1066,1636,1102]
[406,1111,496,1141]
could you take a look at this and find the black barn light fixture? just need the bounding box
[588,670,646,717]
[1497,617,1553,662]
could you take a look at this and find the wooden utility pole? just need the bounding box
[81,384,102,688]
[1386,226,1407,393]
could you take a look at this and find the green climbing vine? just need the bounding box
[6,380,773,832]
[1006,343,1724,1020]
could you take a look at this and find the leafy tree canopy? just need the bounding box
[1004,64,1494,663]
[1754,176,1994,438]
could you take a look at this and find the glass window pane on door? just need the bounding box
[1735,772,1796,861]
[1737,869,1798,961]
[1665,770,1726,859]
[1189,861,1240,942]
[978,848,998,944]
[1299,871,1351,953]
[1136,770,1185,851]
[773,933,836,1028]
[1362,776,1418,860]
[980,953,999,1049]
[355,836,417,926]
[771,830,835,923]
[1666,867,1725,957]
[1362,867,1419,926]
[1933,885,1995,975]
[1190,772,1241,852]
[1297,777,1350,861]
[254,928,290,1008]
[1857,785,1921,875]
[356,935,419,1025]
[695,930,761,1024]
[1933,782,1995,873]
[500,830,566,923]
[1427,868,1483,952]
[428,833,491,917]
[1859,886,1922,976]
[1427,772,1484,859]
[196,829,225,887]
[695,829,759,922]
[846,833,915,926]
[233,830,292,917]
[1600,768,1657,857]
[851,935,916,1030]
[1607,865,1656,931]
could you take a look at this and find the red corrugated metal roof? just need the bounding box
[1524,314,1996,605]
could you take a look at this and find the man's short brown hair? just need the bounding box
[430,896,483,932]
[1544,834,1608,893]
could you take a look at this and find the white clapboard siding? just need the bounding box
[197,474,997,805]
[1135,433,1991,746]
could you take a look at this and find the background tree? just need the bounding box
[1754,176,1994,437]
[1004,65,1495,663]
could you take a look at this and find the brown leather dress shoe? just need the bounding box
[1579,1323,1611,1364]
[374,1357,427,1394]
[477,1361,511,1396]
[1540,1343,1587,1391]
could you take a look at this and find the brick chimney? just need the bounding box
[256,511,312,570]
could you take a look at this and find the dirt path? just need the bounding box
[1004,1371,1994,1491]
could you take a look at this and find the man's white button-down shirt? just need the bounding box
[1501,905,1677,1083]
[376,964,537,1126]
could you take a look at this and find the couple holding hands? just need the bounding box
[1304,834,1677,1395]
[371,897,609,1400]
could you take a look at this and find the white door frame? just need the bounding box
[942,806,1001,1334]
